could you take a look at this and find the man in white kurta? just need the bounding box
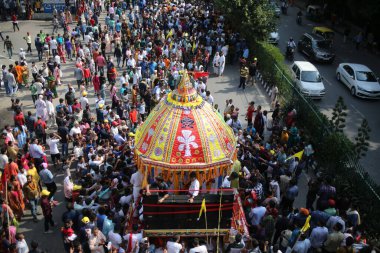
[130,170,144,202]
[218,52,226,76]
[35,95,47,121]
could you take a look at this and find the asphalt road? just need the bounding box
[276,5,380,183]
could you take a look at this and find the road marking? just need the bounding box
[350,104,365,118]
[323,76,333,86]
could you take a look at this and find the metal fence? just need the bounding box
[258,60,380,233]
[258,62,380,202]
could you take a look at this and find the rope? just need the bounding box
[143,203,233,208]
[147,188,235,193]
[216,190,223,253]
[144,206,233,215]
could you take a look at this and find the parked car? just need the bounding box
[268,31,280,45]
[298,33,335,63]
[291,61,326,99]
[306,5,323,22]
[336,63,380,99]
[270,1,281,17]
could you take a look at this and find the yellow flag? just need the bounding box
[300,215,311,233]
[286,150,304,161]
[166,29,173,39]
[192,41,196,52]
[197,198,207,220]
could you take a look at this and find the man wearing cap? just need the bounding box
[146,176,170,203]
[239,63,249,90]
[80,91,89,109]
[40,189,55,233]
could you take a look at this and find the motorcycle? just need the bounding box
[297,15,302,25]
[286,46,295,61]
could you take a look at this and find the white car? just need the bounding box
[268,31,280,45]
[336,63,380,99]
[291,61,326,99]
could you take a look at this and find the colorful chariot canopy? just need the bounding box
[134,70,237,183]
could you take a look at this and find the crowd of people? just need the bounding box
[0,0,377,252]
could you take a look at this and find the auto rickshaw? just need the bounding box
[306,5,323,22]
[313,26,335,44]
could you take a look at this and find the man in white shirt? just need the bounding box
[189,238,208,253]
[123,225,143,253]
[205,91,214,105]
[108,230,122,249]
[119,71,128,87]
[69,121,82,136]
[130,170,143,202]
[188,172,200,203]
[17,167,27,187]
[127,55,136,69]
[47,132,61,166]
[166,236,183,253]
[221,172,238,188]
[0,148,9,170]
[50,36,58,56]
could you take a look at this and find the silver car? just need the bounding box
[336,63,380,99]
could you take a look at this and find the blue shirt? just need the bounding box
[39,168,54,184]
[285,185,299,200]
[29,143,45,158]
[115,22,122,32]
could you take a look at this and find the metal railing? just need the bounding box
[259,62,380,202]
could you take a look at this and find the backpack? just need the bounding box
[35,122,45,136]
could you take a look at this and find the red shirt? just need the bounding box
[14,112,25,126]
[34,119,47,130]
[11,15,17,22]
[83,68,91,78]
[247,106,255,119]
[90,18,95,27]
[129,110,138,123]
[71,102,82,111]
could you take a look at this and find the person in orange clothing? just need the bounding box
[129,106,138,129]
[10,175,25,213]
[3,159,19,184]
[14,62,24,88]
[83,64,92,88]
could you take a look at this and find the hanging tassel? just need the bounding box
[142,165,149,189]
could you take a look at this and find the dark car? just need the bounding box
[298,33,335,63]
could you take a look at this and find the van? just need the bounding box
[291,61,326,99]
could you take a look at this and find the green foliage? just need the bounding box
[317,132,353,172]
[215,0,276,42]
[354,119,371,159]
[330,96,347,133]
[252,41,292,97]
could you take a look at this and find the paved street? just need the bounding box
[277,5,380,183]
[0,15,310,250]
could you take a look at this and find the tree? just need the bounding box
[354,118,371,159]
[215,0,276,42]
[329,96,347,133]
